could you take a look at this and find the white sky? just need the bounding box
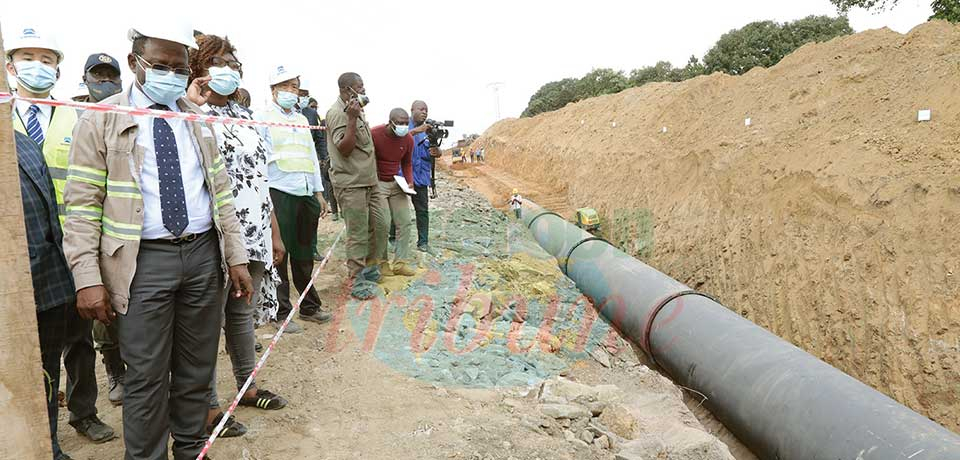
[3,0,933,144]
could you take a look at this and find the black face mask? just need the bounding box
[87,80,122,102]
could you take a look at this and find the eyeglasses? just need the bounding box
[207,56,243,72]
[135,54,192,77]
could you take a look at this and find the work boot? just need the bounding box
[101,348,125,406]
[70,415,116,444]
[379,261,394,278]
[392,261,417,277]
[300,310,332,324]
[274,319,303,334]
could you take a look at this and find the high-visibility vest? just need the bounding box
[14,104,78,222]
[263,108,316,174]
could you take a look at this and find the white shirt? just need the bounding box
[254,103,324,197]
[14,96,53,136]
[510,194,523,210]
[129,85,213,239]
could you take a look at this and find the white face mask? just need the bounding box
[276,90,298,109]
[392,123,409,137]
[14,60,58,92]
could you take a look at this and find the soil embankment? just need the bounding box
[474,20,960,431]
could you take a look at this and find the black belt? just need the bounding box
[143,230,211,245]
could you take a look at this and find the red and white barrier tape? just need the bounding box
[0,92,324,131]
[196,227,344,460]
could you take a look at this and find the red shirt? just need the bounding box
[371,124,414,184]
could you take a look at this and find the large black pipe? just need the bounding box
[521,204,960,460]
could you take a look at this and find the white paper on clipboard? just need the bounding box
[395,176,416,195]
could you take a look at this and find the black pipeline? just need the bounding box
[521,204,960,460]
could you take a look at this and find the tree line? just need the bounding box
[522,2,957,118]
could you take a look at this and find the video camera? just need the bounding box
[424,119,454,148]
[422,119,453,199]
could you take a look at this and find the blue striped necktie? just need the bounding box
[26,104,44,146]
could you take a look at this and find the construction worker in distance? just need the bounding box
[255,65,331,333]
[509,188,523,219]
[4,24,117,446]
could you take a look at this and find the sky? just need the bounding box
[2,0,934,145]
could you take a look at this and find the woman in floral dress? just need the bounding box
[188,34,288,437]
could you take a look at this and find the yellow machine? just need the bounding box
[574,207,600,232]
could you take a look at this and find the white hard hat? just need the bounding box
[128,23,198,50]
[268,64,300,86]
[4,25,63,61]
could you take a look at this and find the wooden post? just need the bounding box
[0,25,56,459]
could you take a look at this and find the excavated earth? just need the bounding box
[473,21,960,432]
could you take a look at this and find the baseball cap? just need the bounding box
[84,53,121,74]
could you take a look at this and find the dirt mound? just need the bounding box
[476,20,960,431]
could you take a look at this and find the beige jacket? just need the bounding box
[62,87,248,314]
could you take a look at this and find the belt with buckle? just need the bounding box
[145,231,206,245]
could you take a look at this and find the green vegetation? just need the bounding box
[831,0,960,22]
[522,15,853,117]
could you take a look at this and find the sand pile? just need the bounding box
[477,20,960,431]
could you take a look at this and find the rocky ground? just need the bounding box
[56,171,741,460]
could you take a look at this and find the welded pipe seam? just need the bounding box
[639,289,718,368]
[562,236,610,275]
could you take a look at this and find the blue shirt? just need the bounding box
[408,121,432,187]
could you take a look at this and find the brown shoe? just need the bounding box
[379,262,395,277]
[392,261,417,277]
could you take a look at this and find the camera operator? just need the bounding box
[407,100,441,253]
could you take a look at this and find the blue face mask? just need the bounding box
[14,60,58,93]
[299,96,311,109]
[392,123,409,137]
[137,60,188,106]
[276,91,298,109]
[207,66,241,96]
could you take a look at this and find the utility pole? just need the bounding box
[0,24,55,460]
[487,82,505,120]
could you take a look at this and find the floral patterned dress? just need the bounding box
[204,100,279,326]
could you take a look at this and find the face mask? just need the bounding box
[276,91,298,109]
[207,66,241,96]
[14,60,58,93]
[299,96,311,109]
[392,123,409,137]
[87,80,122,102]
[137,63,188,105]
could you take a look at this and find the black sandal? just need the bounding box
[206,412,247,438]
[238,389,288,410]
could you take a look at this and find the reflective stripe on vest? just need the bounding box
[263,109,315,174]
[14,105,79,224]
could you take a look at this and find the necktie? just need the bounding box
[151,104,189,236]
[26,105,45,146]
